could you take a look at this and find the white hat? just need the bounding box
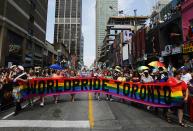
[18,65,24,71]
[115,66,121,70]
[144,70,148,73]
[115,68,121,73]
[10,65,16,69]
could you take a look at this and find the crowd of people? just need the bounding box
[0,64,193,127]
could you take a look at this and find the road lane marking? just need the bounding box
[88,93,94,128]
[1,98,39,120]
[0,120,90,128]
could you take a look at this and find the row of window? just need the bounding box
[55,0,81,18]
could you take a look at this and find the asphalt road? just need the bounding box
[0,93,193,131]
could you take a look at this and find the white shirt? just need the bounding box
[181,73,192,84]
[141,75,154,83]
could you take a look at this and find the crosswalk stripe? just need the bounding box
[1,98,39,120]
[0,120,90,128]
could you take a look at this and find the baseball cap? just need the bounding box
[18,65,24,71]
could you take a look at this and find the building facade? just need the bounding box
[99,16,148,67]
[150,0,170,28]
[0,0,48,67]
[96,0,118,61]
[181,0,193,65]
[54,0,82,61]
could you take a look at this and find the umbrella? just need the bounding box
[49,64,63,70]
[179,66,188,71]
[148,61,165,67]
[137,66,149,71]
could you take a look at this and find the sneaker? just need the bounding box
[40,102,44,107]
[110,98,114,102]
[97,96,101,101]
[106,97,109,101]
[28,101,33,107]
[147,106,151,110]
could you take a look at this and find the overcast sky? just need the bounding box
[46,0,155,67]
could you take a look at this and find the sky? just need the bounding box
[46,0,155,67]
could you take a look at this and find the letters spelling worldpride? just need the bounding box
[18,77,183,108]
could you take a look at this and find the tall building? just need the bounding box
[54,0,82,61]
[0,0,48,67]
[96,0,118,61]
[80,34,84,65]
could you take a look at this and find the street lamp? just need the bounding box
[134,9,137,33]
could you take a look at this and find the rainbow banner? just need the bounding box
[18,77,184,108]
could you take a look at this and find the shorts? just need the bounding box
[176,101,185,109]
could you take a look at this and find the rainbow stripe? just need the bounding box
[18,77,184,108]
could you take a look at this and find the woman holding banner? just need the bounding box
[52,70,62,104]
[70,70,77,102]
[27,69,36,106]
[167,71,189,127]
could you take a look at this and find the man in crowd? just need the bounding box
[11,66,28,115]
[141,70,154,83]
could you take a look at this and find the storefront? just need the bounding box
[181,0,193,67]
[183,41,193,68]
[161,45,183,68]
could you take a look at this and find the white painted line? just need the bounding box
[1,112,15,120]
[0,120,90,128]
[1,98,39,120]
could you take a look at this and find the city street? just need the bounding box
[0,93,192,131]
[0,0,193,130]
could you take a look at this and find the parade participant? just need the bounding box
[116,67,126,102]
[168,63,174,77]
[131,71,140,82]
[181,67,192,84]
[80,67,88,78]
[11,66,27,115]
[167,71,189,127]
[141,70,154,110]
[89,69,94,77]
[104,71,113,101]
[94,68,101,101]
[9,65,17,79]
[113,66,121,80]
[188,72,193,122]
[27,69,36,106]
[52,70,62,104]
[141,70,154,83]
[117,72,126,82]
[70,70,77,102]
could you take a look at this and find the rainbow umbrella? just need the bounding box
[154,67,176,72]
[148,61,165,68]
[137,66,149,71]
